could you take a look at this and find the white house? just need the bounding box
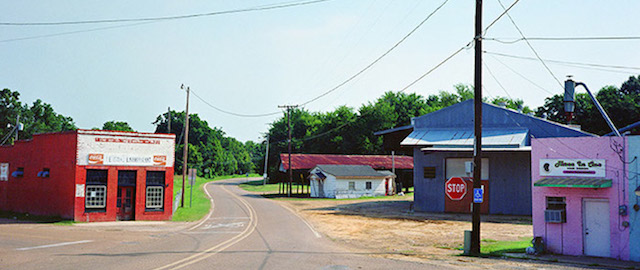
[308,165,395,199]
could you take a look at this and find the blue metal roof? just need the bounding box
[401,128,529,149]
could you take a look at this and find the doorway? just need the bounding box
[583,199,610,257]
[117,170,137,221]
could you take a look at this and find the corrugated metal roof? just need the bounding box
[534,177,612,188]
[315,165,386,178]
[280,154,413,170]
[401,128,528,149]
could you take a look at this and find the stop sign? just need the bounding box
[445,177,467,200]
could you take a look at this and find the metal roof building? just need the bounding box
[378,100,593,215]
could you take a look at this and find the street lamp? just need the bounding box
[635,186,640,197]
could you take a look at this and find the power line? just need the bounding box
[482,0,520,36]
[298,0,451,106]
[497,0,563,89]
[399,0,521,93]
[485,51,640,72]
[0,22,155,43]
[487,54,554,95]
[482,61,512,98]
[191,90,280,117]
[399,46,469,93]
[0,0,334,26]
[485,36,640,44]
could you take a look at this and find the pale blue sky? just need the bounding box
[2,0,639,142]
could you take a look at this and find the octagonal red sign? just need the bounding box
[445,177,467,201]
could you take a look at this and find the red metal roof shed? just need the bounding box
[280,154,413,171]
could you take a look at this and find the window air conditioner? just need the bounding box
[544,209,566,223]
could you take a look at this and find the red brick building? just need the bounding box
[0,130,175,222]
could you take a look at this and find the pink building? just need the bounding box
[532,136,632,260]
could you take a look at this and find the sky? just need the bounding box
[1,0,639,143]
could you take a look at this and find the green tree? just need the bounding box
[1,89,76,143]
[102,121,135,132]
[153,110,256,176]
[535,75,640,135]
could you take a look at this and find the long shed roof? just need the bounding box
[280,153,413,170]
[313,165,387,179]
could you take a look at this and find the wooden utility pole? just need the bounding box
[471,0,483,256]
[181,85,190,208]
[263,135,270,185]
[278,105,298,197]
[168,107,172,133]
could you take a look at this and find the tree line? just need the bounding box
[2,75,638,179]
[260,76,640,178]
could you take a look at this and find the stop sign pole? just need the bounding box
[471,0,483,256]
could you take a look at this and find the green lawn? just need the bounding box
[172,174,259,222]
[238,179,279,193]
[480,237,532,255]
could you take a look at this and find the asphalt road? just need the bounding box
[0,178,439,270]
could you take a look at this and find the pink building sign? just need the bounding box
[532,136,631,260]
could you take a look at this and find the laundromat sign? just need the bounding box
[88,153,167,166]
[539,159,606,177]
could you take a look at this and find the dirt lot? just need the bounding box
[279,195,533,263]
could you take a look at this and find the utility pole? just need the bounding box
[278,105,298,197]
[15,113,20,142]
[263,135,270,185]
[471,0,483,256]
[181,84,190,208]
[168,107,172,133]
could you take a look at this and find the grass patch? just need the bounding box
[172,174,259,222]
[239,180,280,193]
[480,237,532,256]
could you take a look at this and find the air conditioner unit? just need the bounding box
[544,209,566,223]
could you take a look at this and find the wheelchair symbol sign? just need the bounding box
[473,188,483,203]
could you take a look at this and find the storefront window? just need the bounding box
[85,170,108,212]
[146,171,165,211]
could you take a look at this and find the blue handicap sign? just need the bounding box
[473,188,483,203]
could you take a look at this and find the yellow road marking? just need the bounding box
[155,184,258,270]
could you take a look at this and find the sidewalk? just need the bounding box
[505,253,640,269]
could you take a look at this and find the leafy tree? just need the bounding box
[0,89,23,141]
[535,75,640,135]
[102,121,135,132]
[1,89,76,143]
[153,110,255,176]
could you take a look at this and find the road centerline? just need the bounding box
[15,240,94,251]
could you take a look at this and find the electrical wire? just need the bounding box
[482,0,520,36]
[0,0,334,26]
[485,36,640,44]
[485,51,640,72]
[298,0,451,106]
[483,61,512,98]
[487,54,554,95]
[399,0,521,93]
[497,0,563,89]
[191,90,281,117]
[0,22,155,43]
[398,46,468,93]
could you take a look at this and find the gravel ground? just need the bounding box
[279,196,602,269]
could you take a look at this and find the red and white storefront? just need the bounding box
[0,130,175,222]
